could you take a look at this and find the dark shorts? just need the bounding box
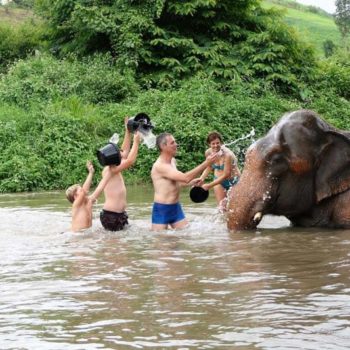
[152,202,185,225]
[100,209,128,231]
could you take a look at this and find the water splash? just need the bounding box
[224,128,256,165]
[109,131,156,149]
[140,130,157,149]
[224,128,255,147]
[109,133,120,145]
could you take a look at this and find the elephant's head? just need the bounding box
[227,109,350,230]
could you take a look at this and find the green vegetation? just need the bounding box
[35,0,316,91]
[0,5,34,26]
[0,0,349,193]
[334,0,350,50]
[263,0,341,56]
[0,5,42,72]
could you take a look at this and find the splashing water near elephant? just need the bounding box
[224,127,256,164]
[223,128,256,213]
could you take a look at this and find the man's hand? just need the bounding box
[206,152,219,165]
[191,178,204,187]
[86,160,95,174]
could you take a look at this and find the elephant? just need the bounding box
[227,109,350,230]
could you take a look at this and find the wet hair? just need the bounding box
[206,131,223,144]
[156,132,171,151]
[65,184,80,203]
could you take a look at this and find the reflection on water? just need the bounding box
[0,187,350,349]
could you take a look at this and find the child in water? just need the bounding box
[65,161,112,232]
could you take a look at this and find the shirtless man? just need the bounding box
[66,161,112,232]
[100,126,141,231]
[151,132,218,231]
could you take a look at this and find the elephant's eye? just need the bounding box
[267,153,288,175]
[269,154,284,163]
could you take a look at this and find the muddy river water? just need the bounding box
[0,186,349,349]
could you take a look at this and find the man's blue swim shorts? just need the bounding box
[152,202,185,225]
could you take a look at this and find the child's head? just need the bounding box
[65,184,81,203]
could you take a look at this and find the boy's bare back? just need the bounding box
[71,188,94,232]
[67,161,112,232]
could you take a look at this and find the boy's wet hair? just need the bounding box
[206,131,223,144]
[65,184,80,203]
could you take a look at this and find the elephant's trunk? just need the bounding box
[227,148,272,230]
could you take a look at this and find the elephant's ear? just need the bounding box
[315,132,350,203]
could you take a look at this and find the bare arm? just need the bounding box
[200,166,212,181]
[110,132,141,174]
[157,153,218,184]
[191,149,212,186]
[89,168,112,202]
[82,161,94,192]
[120,116,131,159]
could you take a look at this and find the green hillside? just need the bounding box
[263,0,341,56]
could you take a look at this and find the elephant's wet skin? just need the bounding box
[227,109,350,231]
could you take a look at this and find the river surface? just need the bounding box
[0,186,349,350]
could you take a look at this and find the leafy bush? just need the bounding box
[315,49,350,100]
[0,53,138,106]
[0,21,43,71]
[0,73,349,193]
[0,99,111,192]
[36,0,318,92]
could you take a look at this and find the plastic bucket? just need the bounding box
[189,186,209,203]
[127,113,153,134]
[96,143,121,166]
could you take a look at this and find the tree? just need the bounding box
[36,0,316,91]
[335,0,350,45]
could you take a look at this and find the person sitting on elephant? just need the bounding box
[194,131,241,210]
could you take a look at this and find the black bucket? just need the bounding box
[189,186,209,203]
[127,113,154,134]
[96,143,121,166]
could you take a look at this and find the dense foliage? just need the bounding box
[0,21,42,72]
[0,1,349,193]
[36,0,316,92]
[0,53,137,106]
